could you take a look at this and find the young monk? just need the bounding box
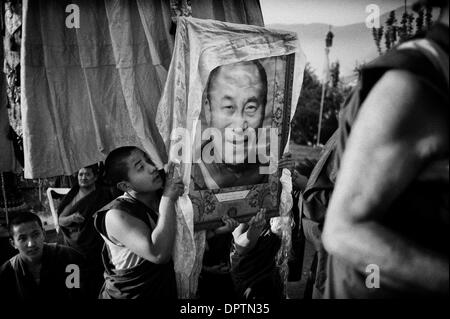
[94,146,184,299]
[0,212,85,300]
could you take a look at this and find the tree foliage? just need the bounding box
[291,63,351,146]
[372,4,435,55]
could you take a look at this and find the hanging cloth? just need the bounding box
[21,0,174,178]
[157,16,306,298]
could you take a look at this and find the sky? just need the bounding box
[260,0,406,26]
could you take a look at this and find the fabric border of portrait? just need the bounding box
[192,54,295,231]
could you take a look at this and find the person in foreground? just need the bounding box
[322,0,449,298]
[94,146,184,299]
[0,212,85,300]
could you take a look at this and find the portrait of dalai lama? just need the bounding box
[192,59,271,190]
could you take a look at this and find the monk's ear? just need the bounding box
[9,238,17,250]
[116,181,130,193]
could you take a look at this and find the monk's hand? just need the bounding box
[215,215,240,235]
[247,208,266,237]
[163,161,184,201]
[71,212,85,224]
[278,152,296,171]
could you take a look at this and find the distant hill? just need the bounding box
[267,5,432,80]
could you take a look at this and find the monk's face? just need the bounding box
[11,221,45,262]
[78,167,97,189]
[205,62,266,164]
[120,149,163,193]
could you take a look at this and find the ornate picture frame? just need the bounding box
[191,54,295,231]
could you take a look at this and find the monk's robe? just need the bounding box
[57,185,114,297]
[230,224,283,299]
[94,195,177,299]
[198,232,236,299]
[0,243,85,300]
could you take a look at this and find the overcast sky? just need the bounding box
[261,0,407,26]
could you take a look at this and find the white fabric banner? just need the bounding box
[157,17,306,297]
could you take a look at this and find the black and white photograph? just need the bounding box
[0,0,448,314]
[190,52,296,230]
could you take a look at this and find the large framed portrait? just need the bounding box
[157,17,304,232]
[190,54,296,230]
[156,16,304,297]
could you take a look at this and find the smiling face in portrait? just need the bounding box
[205,61,267,164]
[119,149,163,194]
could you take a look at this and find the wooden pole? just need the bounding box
[38,178,42,203]
[317,82,326,146]
[317,47,330,146]
[1,172,9,225]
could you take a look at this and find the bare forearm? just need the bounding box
[323,70,449,295]
[324,220,449,294]
[150,196,177,263]
[58,203,75,226]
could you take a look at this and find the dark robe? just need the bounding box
[57,185,114,297]
[0,243,85,300]
[230,225,283,299]
[94,196,177,299]
[57,185,113,256]
[300,131,337,299]
[198,232,236,299]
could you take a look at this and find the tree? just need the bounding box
[371,2,436,55]
[291,64,321,145]
[425,6,434,29]
[291,63,350,145]
[330,61,340,89]
[384,11,398,51]
[416,6,425,34]
[407,11,415,35]
[372,26,384,55]
[399,11,409,42]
